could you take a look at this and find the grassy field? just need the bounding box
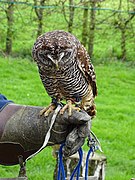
[0,57,135,179]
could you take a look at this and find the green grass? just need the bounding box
[0,57,135,179]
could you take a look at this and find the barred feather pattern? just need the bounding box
[32,30,97,117]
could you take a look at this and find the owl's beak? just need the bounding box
[55,61,59,70]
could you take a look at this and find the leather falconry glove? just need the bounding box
[0,97,91,166]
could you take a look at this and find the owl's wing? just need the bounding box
[76,44,97,97]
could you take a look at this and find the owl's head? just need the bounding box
[32,30,78,70]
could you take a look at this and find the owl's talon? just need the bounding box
[60,104,68,115]
[39,108,47,116]
[40,104,56,117]
[60,100,81,116]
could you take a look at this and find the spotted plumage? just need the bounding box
[32,30,97,117]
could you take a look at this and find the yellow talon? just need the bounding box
[60,100,80,116]
[40,103,56,117]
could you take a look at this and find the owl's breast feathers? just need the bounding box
[39,64,90,101]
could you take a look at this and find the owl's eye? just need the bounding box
[38,50,47,58]
[60,51,72,61]
[39,53,46,59]
[38,51,52,66]
[64,51,72,59]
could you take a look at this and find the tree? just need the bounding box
[88,0,96,58]
[33,0,46,38]
[81,0,105,58]
[87,0,104,58]
[82,1,89,46]
[5,0,15,55]
[61,0,75,33]
[114,0,135,61]
[68,0,75,33]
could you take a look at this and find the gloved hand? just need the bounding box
[50,108,91,157]
[0,103,91,165]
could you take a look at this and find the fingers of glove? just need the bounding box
[56,109,91,125]
[63,137,85,157]
[65,128,78,147]
[49,109,91,146]
[62,127,85,157]
[78,123,90,138]
[69,110,91,124]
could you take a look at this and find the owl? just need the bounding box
[32,30,97,117]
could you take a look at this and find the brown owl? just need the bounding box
[32,30,97,117]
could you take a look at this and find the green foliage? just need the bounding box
[0,0,134,61]
[0,57,135,179]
